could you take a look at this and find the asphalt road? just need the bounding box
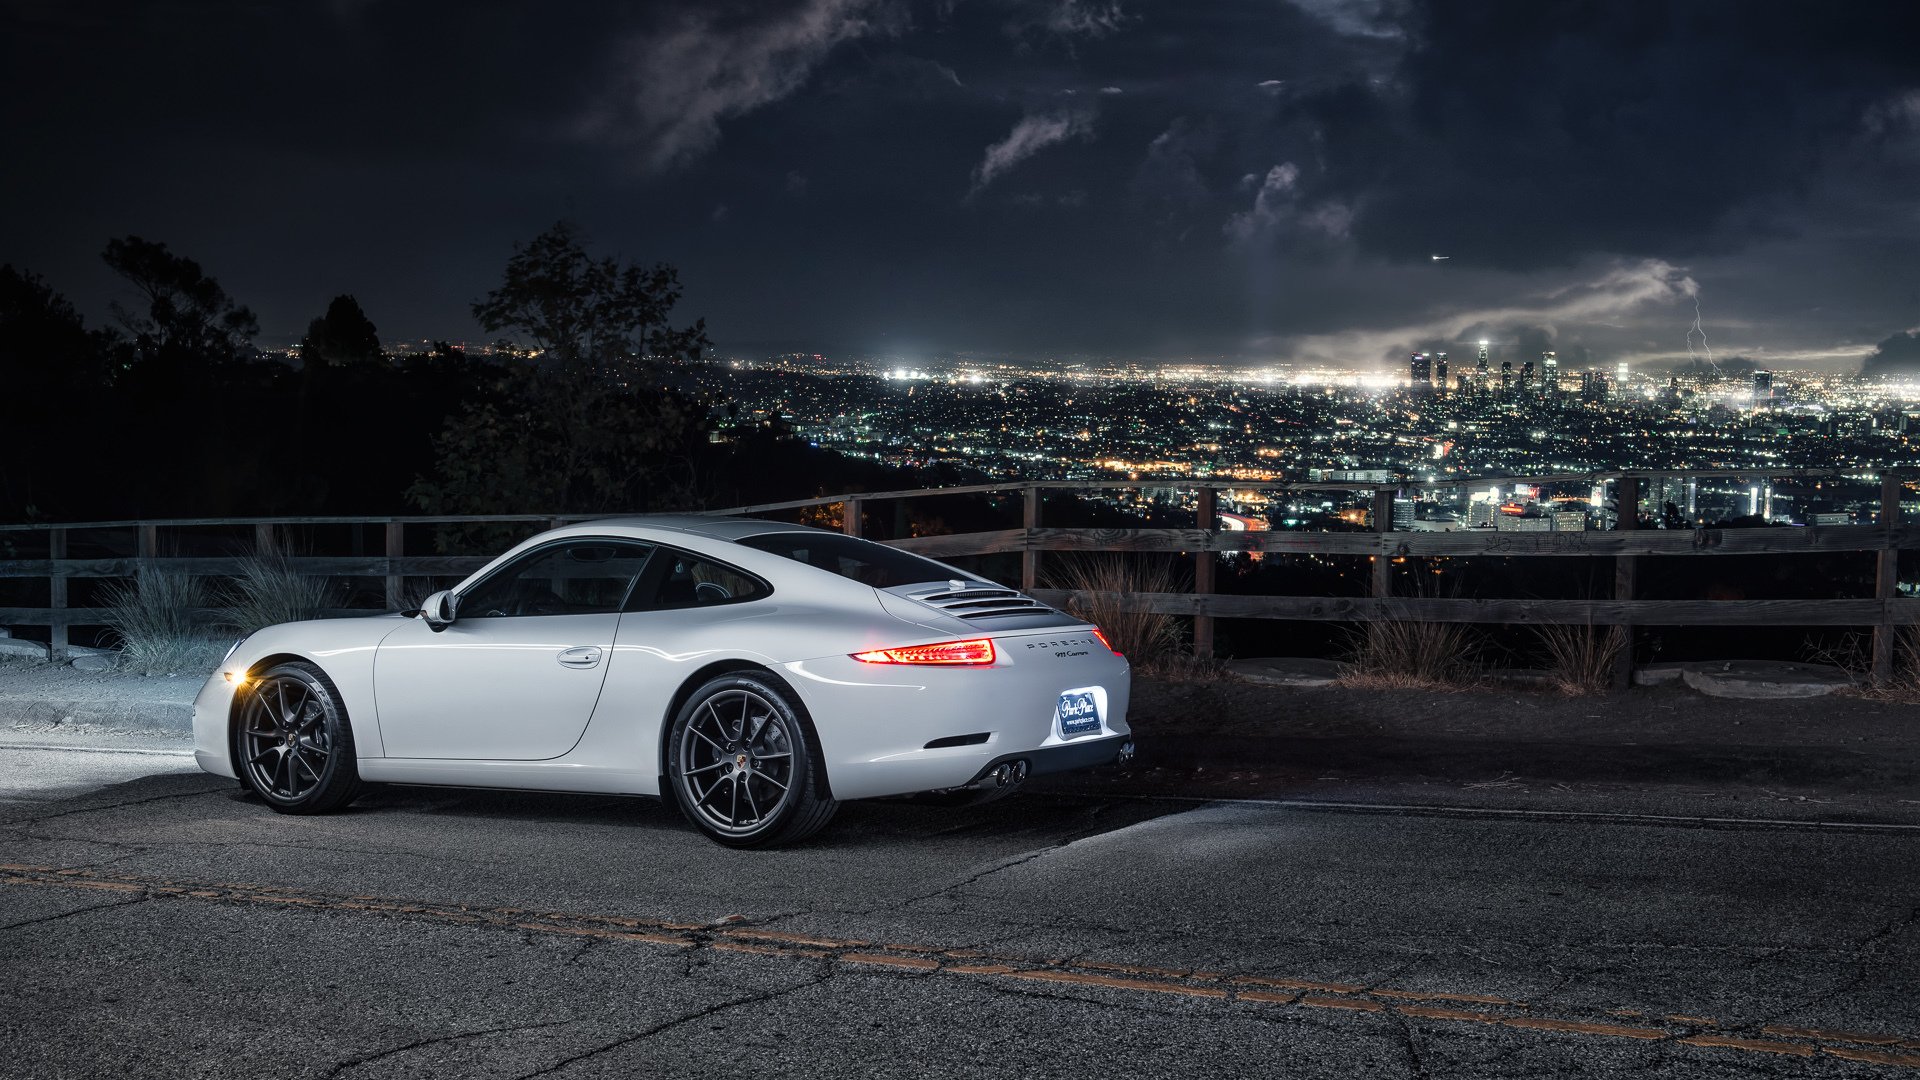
[3,753,1919,1080]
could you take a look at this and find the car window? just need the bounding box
[634,550,769,610]
[459,541,654,619]
[736,532,959,589]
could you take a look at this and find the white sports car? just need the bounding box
[193,516,1134,846]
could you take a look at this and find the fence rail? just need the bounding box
[1,469,1912,685]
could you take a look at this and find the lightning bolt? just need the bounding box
[1686,289,1714,369]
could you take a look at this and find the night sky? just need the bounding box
[5,0,1920,370]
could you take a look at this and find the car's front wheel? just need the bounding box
[667,674,836,848]
[235,661,365,814]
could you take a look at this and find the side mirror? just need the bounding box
[420,590,457,631]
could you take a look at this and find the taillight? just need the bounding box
[1090,627,1122,658]
[852,638,997,666]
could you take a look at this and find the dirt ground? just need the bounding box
[1054,674,1920,814]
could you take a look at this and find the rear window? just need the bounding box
[737,532,960,589]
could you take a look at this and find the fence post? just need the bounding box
[254,522,274,554]
[1194,487,1217,659]
[1873,471,1901,686]
[1612,475,1640,691]
[843,497,864,538]
[48,527,68,657]
[1022,486,1043,592]
[1371,488,1393,599]
[385,521,405,612]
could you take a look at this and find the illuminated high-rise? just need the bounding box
[1542,351,1559,398]
[1434,352,1449,393]
[1499,360,1512,394]
[1409,352,1432,390]
[1521,360,1535,393]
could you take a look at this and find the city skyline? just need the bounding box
[5,2,1920,371]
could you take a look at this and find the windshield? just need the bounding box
[736,532,963,590]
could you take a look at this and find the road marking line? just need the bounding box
[6,864,1920,1068]
[842,952,940,970]
[1680,1035,1816,1057]
[1768,1024,1912,1046]
[1500,1017,1667,1041]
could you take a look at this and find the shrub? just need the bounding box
[218,551,333,635]
[1535,623,1629,695]
[1044,554,1184,665]
[1337,618,1479,690]
[101,570,225,676]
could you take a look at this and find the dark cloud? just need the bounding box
[0,0,1916,362]
[1861,330,1920,377]
[1301,1,1920,269]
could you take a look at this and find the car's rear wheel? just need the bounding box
[668,674,836,848]
[235,662,364,814]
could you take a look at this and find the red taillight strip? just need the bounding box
[1090,628,1122,658]
[851,638,997,666]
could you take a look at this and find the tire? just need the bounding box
[233,661,365,815]
[666,673,837,848]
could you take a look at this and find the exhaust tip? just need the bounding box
[1010,759,1029,783]
[1115,740,1137,766]
[991,763,1014,787]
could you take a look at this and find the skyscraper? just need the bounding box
[1410,352,1432,390]
[1753,370,1774,399]
[1542,351,1559,398]
[1434,352,1449,393]
[1521,360,1535,393]
[1476,340,1491,392]
[1499,360,1512,394]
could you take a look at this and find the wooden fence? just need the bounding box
[0,470,1913,686]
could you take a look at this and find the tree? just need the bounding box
[101,236,258,371]
[409,223,712,524]
[471,220,706,372]
[298,295,383,368]
[0,266,116,520]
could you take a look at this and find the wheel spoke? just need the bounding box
[275,682,292,732]
[746,710,769,747]
[284,748,303,796]
[685,760,727,775]
[738,694,752,740]
[249,747,278,766]
[294,751,322,782]
[755,772,789,793]
[743,778,761,822]
[727,776,739,826]
[753,751,792,760]
[689,725,726,755]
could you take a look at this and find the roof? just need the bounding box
[579,515,832,543]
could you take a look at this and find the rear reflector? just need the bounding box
[852,638,997,666]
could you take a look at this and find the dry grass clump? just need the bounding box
[1336,618,1479,690]
[1045,554,1185,665]
[218,551,333,634]
[1535,623,1629,695]
[100,570,226,675]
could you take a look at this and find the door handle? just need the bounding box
[557,646,603,669]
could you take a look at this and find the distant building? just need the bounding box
[1521,360,1535,393]
[1393,498,1416,530]
[1542,351,1559,398]
[1434,352,1449,392]
[1410,352,1432,390]
[1500,360,1512,393]
[1551,510,1587,531]
[1753,371,1774,400]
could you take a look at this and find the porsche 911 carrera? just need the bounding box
[194,516,1134,846]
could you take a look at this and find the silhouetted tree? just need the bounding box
[101,236,258,372]
[409,223,711,526]
[298,295,383,369]
[0,266,116,520]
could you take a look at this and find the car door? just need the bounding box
[372,538,654,760]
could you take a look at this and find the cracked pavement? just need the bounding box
[2,766,1919,1077]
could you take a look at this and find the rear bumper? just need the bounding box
[961,733,1135,785]
[779,645,1132,800]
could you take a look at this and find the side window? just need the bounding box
[458,541,654,619]
[634,550,770,611]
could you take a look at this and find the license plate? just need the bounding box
[1056,689,1101,738]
